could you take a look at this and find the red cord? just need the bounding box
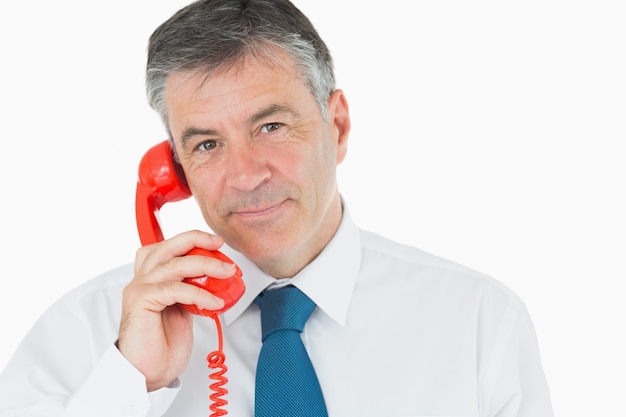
[207,315,229,416]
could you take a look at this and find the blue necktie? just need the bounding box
[254,285,328,417]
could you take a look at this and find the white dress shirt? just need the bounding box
[0,207,553,417]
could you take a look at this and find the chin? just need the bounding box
[236,234,301,273]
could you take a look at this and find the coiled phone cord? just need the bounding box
[207,315,229,416]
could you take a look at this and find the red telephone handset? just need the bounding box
[136,140,240,415]
[135,140,245,316]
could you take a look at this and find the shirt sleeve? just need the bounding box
[477,294,554,417]
[0,273,180,417]
[64,345,179,417]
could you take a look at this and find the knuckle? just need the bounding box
[122,280,143,305]
[134,243,157,273]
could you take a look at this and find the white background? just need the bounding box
[1,1,624,415]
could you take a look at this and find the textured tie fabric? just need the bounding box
[254,285,329,417]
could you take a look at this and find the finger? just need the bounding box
[138,252,237,286]
[137,230,225,272]
[125,280,226,313]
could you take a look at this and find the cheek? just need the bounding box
[293,131,337,178]
[188,175,223,217]
[313,134,340,181]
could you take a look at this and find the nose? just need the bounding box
[225,141,271,191]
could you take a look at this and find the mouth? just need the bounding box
[231,200,286,219]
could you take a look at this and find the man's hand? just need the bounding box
[118,231,236,391]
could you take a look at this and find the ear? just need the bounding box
[326,89,351,164]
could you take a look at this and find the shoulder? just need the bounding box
[42,263,135,321]
[57,263,135,303]
[358,229,524,308]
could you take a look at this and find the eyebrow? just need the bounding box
[246,103,300,126]
[180,103,301,148]
[180,127,219,148]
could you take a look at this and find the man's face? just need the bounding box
[164,53,350,277]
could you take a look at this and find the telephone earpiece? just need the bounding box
[135,139,192,245]
[135,140,245,316]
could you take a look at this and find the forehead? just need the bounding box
[163,51,321,143]
[165,51,315,118]
[166,49,305,102]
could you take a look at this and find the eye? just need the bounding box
[196,140,218,152]
[259,122,283,133]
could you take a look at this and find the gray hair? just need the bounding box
[146,0,336,129]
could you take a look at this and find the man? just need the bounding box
[0,0,553,416]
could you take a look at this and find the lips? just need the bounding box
[218,183,299,220]
[231,200,285,218]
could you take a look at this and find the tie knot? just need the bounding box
[255,285,316,341]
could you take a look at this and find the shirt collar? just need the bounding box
[222,202,361,327]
